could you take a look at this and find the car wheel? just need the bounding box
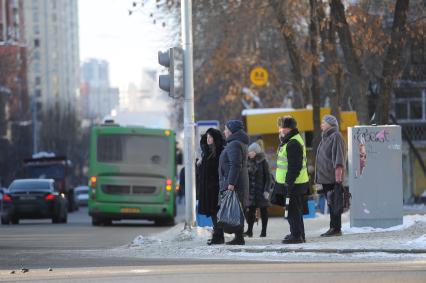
[61,210,68,223]
[11,217,19,225]
[102,218,112,226]
[52,213,62,224]
[1,216,10,225]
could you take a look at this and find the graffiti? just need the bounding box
[353,128,390,143]
[358,143,367,176]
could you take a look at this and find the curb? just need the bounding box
[227,248,426,254]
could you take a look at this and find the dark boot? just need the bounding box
[207,232,224,245]
[281,235,304,244]
[243,230,253,237]
[260,219,267,237]
[226,232,245,245]
[321,228,342,237]
[244,207,255,238]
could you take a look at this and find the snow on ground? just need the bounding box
[342,214,426,234]
[80,213,426,263]
[405,234,426,249]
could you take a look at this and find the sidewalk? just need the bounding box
[108,210,426,262]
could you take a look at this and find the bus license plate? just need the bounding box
[121,208,140,213]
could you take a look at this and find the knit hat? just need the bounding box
[323,114,338,127]
[248,142,262,154]
[277,116,297,129]
[225,120,244,134]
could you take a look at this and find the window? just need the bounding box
[411,38,426,65]
[97,135,169,165]
[34,38,39,47]
[394,90,426,121]
[9,181,51,192]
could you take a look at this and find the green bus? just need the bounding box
[88,122,177,226]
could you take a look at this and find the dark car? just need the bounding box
[1,179,68,225]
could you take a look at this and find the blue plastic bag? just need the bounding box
[217,190,244,234]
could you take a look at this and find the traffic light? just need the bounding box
[158,48,173,96]
[158,47,183,98]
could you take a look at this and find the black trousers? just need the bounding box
[287,193,305,239]
[322,183,342,230]
[246,206,268,232]
[211,213,224,236]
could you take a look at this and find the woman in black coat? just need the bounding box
[197,128,225,245]
[244,142,272,238]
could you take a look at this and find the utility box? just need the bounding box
[348,125,403,228]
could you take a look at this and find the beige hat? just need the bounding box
[248,142,262,154]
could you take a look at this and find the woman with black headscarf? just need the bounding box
[197,128,225,245]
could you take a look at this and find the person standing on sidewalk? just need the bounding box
[244,142,272,238]
[275,116,309,244]
[197,128,225,245]
[315,114,346,237]
[218,120,249,245]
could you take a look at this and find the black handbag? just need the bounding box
[270,182,287,207]
[327,183,344,215]
[343,187,352,210]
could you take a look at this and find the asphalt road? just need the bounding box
[1,262,425,283]
[1,206,425,282]
[0,206,176,269]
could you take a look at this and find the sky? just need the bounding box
[78,0,172,90]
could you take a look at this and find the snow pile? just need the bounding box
[171,225,212,242]
[405,234,426,249]
[130,235,161,246]
[342,214,426,234]
[131,224,212,246]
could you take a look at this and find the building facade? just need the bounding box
[23,0,80,113]
[80,58,119,120]
[0,0,30,185]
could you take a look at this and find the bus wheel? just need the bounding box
[92,217,102,226]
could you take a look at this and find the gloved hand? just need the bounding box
[263,191,270,200]
[335,166,343,183]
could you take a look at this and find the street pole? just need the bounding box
[31,92,38,155]
[181,0,196,228]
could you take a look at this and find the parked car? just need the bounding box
[74,185,89,206]
[1,179,68,224]
[0,187,5,217]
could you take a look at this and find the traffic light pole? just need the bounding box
[181,0,196,229]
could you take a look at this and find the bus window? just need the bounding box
[97,135,170,166]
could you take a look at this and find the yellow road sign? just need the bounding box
[250,67,268,87]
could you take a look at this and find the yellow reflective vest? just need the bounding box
[276,133,309,185]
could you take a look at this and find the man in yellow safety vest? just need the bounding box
[275,116,309,244]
